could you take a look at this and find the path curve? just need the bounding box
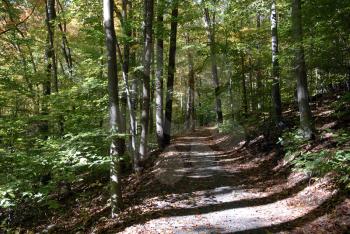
[118,128,336,233]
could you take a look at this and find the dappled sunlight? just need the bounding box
[120,175,337,233]
[111,128,341,233]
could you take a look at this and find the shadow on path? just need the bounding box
[95,128,342,233]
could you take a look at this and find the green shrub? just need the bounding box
[281,129,350,189]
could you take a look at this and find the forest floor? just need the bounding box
[44,131,349,233]
[32,94,349,234]
[97,128,348,234]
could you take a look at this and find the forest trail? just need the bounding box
[105,127,338,233]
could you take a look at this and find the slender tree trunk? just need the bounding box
[204,7,223,124]
[57,0,73,76]
[228,71,235,120]
[256,13,263,111]
[46,0,65,135]
[155,0,165,149]
[103,0,123,217]
[149,43,155,134]
[139,0,154,160]
[241,53,248,116]
[292,0,315,139]
[42,0,57,138]
[163,1,179,146]
[120,90,127,149]
[185,33,195,132]
[46,0,58,93]
[248,56,255,112]
[198,74,204,126]
[121,0,139,171]
[271,0,283,125]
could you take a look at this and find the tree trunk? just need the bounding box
[42,0,58,138]
[185,33,195,132]
[103,0,123,217]
[271,0,283,125]
[198,75,204,126]
[248,57,255,112]
[163,2,179,146]
[45,0,58,93]
[120,0,139,171]
[149,43,155,134]
[155,0,165,149]
[256,13,263,111]
[57,0,73,77]
[204,8,223,124]
[241,53,248,116]
[292,0,315,139]
[139,0,154,159]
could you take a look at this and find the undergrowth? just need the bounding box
[280,128,350,189]
[0,129,112,228]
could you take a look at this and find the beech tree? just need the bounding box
[155,0,165,149]
[139,0,154,160]
[204,2,223,124]
[292,0,315,139]
[271,0,283,125]
[163,0,179,146]
[103,0,123,216]
[185,33,195,132]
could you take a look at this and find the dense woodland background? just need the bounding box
[0,0,349,231]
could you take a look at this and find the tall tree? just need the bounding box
[41,0,58,137]
[241,53,248,116]
[57,0,73,77]
[116,0,139,171]
[271,0,283,125]
[292,0,315,139]
[256,13,263,111]
[155,0,165,149]
[185,33,195,132]
[163,0,179,146]
[103,0,123,217]
[45,0,58,93]
[204,4,223,124]
[139,0,154,159]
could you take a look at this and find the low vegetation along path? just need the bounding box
[104,128,338,233]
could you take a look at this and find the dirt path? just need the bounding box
[104,128,340,233]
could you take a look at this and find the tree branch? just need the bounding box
[0,4,36,36]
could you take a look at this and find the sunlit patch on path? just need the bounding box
[113,128,338,233]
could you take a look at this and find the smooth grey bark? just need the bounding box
[57,0,73,77]
[198,74,204,126]
[115,0,139,170]
[116,37,139,171]
[248,57,255,112]
[139,0,154,159]
[292,0,315,139]
[164,2,179,146]
[271,0,283,125]
[204,7,223,124]
[223,30,235,120]
[185,33,195,132]
[241,53,248,116]
[103,0,123,217]
[118,0,128,163]
[256,13,263,111]
[121,0,139,171]
[155,0,165,149]
[149,43,155,134]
